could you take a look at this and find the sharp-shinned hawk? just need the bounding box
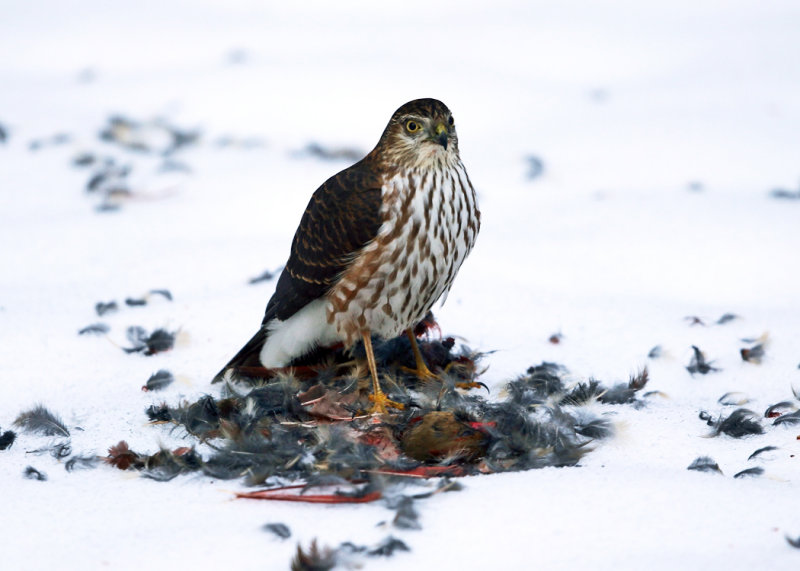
[214,98,480,412]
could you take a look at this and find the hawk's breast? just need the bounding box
[326,161,479,345]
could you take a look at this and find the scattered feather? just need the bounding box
[123,326,176,355]
[105,441,141,470]
[125,297,148,306]
[389,496,421,530]
[366,536,410,557]
[249,268,279,284]
[525,155,544,180]
[748,446,778,461]
[716,313,739,325]
[772,410,800,426]
[291,539,336,571]
[296,142,364,162]
[733,467,763,479]
[686,346,719,375]
[95,301,118,317]
[149,289,172,301]
[24,466,47,481]
[687,456,722,474]
[709,409,763,438]
[0,430,16,450]
[786,535,800,549]
[65,454,100,472]
[718,392,750,406]
[764,402,797,419]
[78,323,110,335]
[14,405,70,437]
[142,369,175,392]
[740,343,765,364]
[647,345,662,359]
[262,523,291,539]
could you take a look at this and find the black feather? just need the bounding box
[78,323,110,335]
[149,289,173,301]
[773,410,800,426]
[366,536,410,557]
[24,466,47,481]
[687,456,722,474]
[95,301,118,316]
[733,467,763,479]
[143,370,175,392]
[710,409,763,438]
[686,345,719,375]
[14,404,70,437]
[748,446,778,461]
[0,430,16,450]
[65,455,100,472]
[263,523,291,539]
[124,326,176,355]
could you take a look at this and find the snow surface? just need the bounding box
[2,1,800,569]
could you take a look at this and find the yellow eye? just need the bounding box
[405,120,421,133]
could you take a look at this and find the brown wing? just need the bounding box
[265,161,383,321]
[212,161,383,382]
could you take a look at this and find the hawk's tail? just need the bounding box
[211,327,268,383]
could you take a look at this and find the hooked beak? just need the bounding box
[431,122,449,149]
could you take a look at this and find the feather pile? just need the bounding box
[113,336,648,486]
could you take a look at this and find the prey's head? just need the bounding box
[376,98,459,169]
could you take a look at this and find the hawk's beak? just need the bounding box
[433,123,449,149]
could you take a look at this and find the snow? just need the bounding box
[2,0,800,569]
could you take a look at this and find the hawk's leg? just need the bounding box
[403,328,438,381]
[361,331,404,414]
[404,329,487,391]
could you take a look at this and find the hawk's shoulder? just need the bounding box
[265,159,384,322]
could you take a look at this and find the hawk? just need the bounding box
[213,98,480,412]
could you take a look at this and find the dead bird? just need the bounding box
[399,411,490,463]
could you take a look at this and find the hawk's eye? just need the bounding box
[448,116,454,126]
[405,120,421,133]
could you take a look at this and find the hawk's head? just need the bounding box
[376,98,460,169]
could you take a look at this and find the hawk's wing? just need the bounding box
[212,161,383,382]
[266,161,383,322]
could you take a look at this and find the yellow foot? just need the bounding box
[454,380,490,392]
[400,362,440,382]
[367,391,405,415]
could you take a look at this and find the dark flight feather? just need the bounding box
[212,163,382,382]
[24,466,47,481]
[0,430,16,450]
[13,405,70,437]
[142,369,175,392]
[687,456,722,474]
